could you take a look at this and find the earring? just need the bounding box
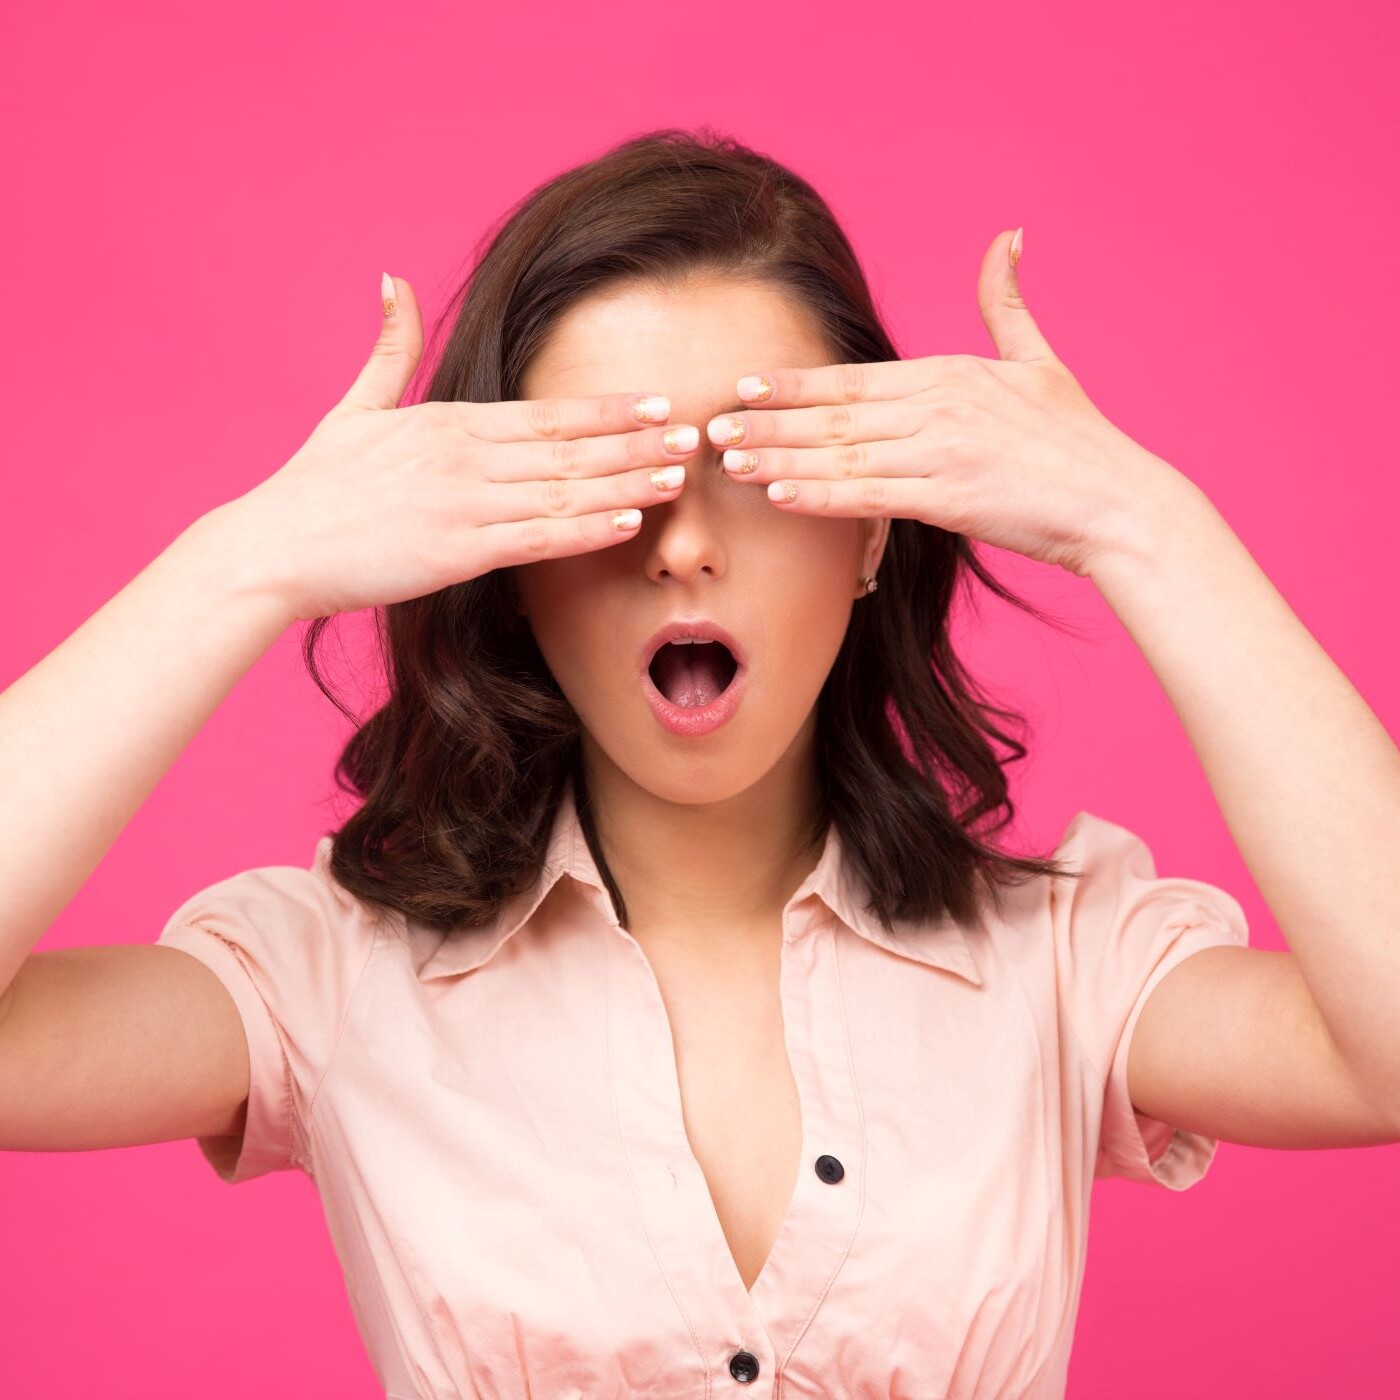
[858,576,878,596]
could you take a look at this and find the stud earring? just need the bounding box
[858,576,878,596]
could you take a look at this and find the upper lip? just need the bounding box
[638,618,749,679]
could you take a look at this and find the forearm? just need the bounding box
[0,502,297,994]
[1089,466,1400,1100]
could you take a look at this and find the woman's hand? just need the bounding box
[223,275,699,622]
[705,230,1189,580]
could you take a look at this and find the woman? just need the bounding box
[2,130,1396,1398]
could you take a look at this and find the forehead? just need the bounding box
[521,273,832,399]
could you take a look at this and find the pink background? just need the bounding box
[3,0,1397,1393]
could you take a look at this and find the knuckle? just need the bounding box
[520,519,552,557]
[548,435,581,474]
[835,443,865,480]
[837,363,868,403]
[529,397,566,440]
[543,474,574,515]
[823,405,855,442]
[858,477,888,514]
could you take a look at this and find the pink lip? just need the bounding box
[638,618,750,738]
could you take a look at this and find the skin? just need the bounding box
[513,273,889,954]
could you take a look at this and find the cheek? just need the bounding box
[512,559,608,680]
[754,519,863,674]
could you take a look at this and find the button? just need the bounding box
[729,1350,760,1383]
[814,1153,845,1183]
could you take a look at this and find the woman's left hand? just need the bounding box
[707,229,1190,580]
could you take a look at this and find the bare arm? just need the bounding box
[0,505,293,999]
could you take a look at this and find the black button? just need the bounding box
[814,1153,845,1183]
[729,1350,760,1383]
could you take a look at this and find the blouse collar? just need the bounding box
[415,776,984,986]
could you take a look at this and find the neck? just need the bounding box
[581,733,824,959]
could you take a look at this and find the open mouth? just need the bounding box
[647,639,740,709]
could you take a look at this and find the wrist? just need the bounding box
[1085,454,1225,596]
[167,501,303,634]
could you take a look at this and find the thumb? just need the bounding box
[976,229,1055,364]
[333,272,425,414]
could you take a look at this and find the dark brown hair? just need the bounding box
[304,127,1082,939]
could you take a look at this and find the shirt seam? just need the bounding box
[304,917,383,1148]
[179,920,301,1175]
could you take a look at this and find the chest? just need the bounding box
[646,952,803,1294]
[320,911,1077,1397]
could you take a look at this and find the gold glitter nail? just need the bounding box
[650,466,685,491]
[738,375,774,402]
[1009,227,1023,270]
[381,271,396,318]
[712,415,746,445]
[632,395,670,424]
[725,450,759,475]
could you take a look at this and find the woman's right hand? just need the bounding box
[224,274,700,622]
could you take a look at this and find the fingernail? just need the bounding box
[767,481,798,503]
[723,449,759,475]
[736,375,774,402]
[649,465,686,491]
[632,395,670,424]
[1009,227,1023,270]
[707,414,746,445]
[662,424,699,453]
[612,509,642,530]
[381,272,397,317]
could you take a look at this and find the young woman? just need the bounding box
[3,130,1397,1398]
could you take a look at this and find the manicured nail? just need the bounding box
[736,375,774,402]
[707,414,746,445]
[612,508,642,530]
[632,395,670,424]
[1009,227,1023,270]
[649,465,686,491]
[662,424,699,453]
[381,272,397,318]
[767,481,798,503]
[723,449,759,475]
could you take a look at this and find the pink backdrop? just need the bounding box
[3,0,1397,1393]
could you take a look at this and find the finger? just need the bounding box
[478,422,701,484]
[465,391,673,444]
[760,473,948,523]
[731,359,933,410]
[485,457,694,526]
[472,502,654,570]
[719,435,937,485]
[334,273,426,414]
[705,398,920,452]
[976,228,1055,364]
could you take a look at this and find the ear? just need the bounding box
[861,515,892,591]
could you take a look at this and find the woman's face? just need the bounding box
[513,272,888,806]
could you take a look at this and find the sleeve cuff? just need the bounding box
[1097,913,1241,1190]
[160,922,299,1184]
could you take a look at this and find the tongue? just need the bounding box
[653,643,728,708]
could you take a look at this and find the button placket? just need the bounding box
[745,909,866,1369]
[602,915,776,1381]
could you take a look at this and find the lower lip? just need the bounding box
[641,658,749,737]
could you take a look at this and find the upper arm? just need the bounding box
[0,943,251,1153]
[1127,945,1400,1150]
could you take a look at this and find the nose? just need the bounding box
[642,446,728,587]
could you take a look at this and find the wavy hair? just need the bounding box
[304,127,1082,937]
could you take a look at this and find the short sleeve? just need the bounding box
[155,836,380,1186]
[1051,811,1250,1191]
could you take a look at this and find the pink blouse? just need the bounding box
[156,779,1248,1399]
